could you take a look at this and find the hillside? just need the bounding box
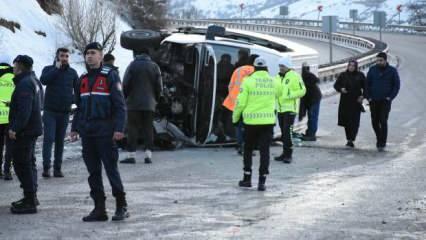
[169,0,414,24]
[0,0,133,77]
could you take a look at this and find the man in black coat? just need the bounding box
[40,47,78,178]
[9,55,43,214]
[120,48,163,164]
[365,52,400,151]
[300,63,322,141]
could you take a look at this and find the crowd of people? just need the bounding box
[0,42,400,221]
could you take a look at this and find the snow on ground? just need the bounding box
[0,0,133,78]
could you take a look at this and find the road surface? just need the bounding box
[0,32,425,240]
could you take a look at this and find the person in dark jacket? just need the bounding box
[300,63,322,141]
[9,55,43,214]
[103,53,119,75]
[70,42,129,222]
[40,48,78,178]
[365,52,400,151]
[120,48,163,164]
[334,60,366,148]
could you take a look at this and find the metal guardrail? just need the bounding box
[167,19,388,82]
[199,18,426,35]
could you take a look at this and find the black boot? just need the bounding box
[282,149,293,164]
[53,169,64,178]
[120,158,136,164]
[82,197,108,222]
[42,168,51,178]
[274,153,284,161]
[258,175,267,191]
[238,172,252,188]
[3,171,12,181]
[10,192,37,214]
[112,194,129,221]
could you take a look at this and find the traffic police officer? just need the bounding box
[71,42,129,222]
[233,57,279,191]
[9,55,42,214]
[0,54,14,180]
[274,57,306,163]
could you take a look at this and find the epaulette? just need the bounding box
[100,66,112,77]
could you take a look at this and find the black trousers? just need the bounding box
[243,124,273,176]
[370,100,391,147]
[344,126,359,142]
[127,111,154,152]
[11,136,38,194]
[0,124,12,172]
[278,112,296,157]
[82,136,125,200]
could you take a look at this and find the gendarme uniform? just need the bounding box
[72,42,128,222]
[275,57,306,162]
[232,57,279,191]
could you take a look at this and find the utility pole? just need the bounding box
[350,9,358,35]
[322,16,338,64]
[239,3,245,19]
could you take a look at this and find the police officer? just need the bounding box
[71,42,129,221]
[0,54,14,180]
[9,55,42,214]
[233,57,279,191]
[274,57,306,163]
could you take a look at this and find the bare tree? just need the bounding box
[407,2,426,26]
[118,0,168,29]
[60,0,117,54]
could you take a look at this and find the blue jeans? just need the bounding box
[306,101,320,137]
[42,111,69,170]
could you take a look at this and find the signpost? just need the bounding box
[280,6,289,18]
[350,9,358,35]
[397,4,403,25]
[373,11,386,41]
[239,3,245,18]
[322,15,339,64]
[317,5,323,21]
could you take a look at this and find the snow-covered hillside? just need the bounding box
[169,0,414,24]
[0,0,133,78]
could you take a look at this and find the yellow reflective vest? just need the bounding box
[275,70,306,113]
[0,65,14,124]
[232,70,279,125]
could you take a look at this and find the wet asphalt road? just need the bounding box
[0,32,426,240]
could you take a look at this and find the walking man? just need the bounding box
[71,42,129,221]
[9,55,42,214]
[274,57,306,163]
[40,48,78,178]
[120,48,162,164]
[365,52,400,151]
[233,57,278,191]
